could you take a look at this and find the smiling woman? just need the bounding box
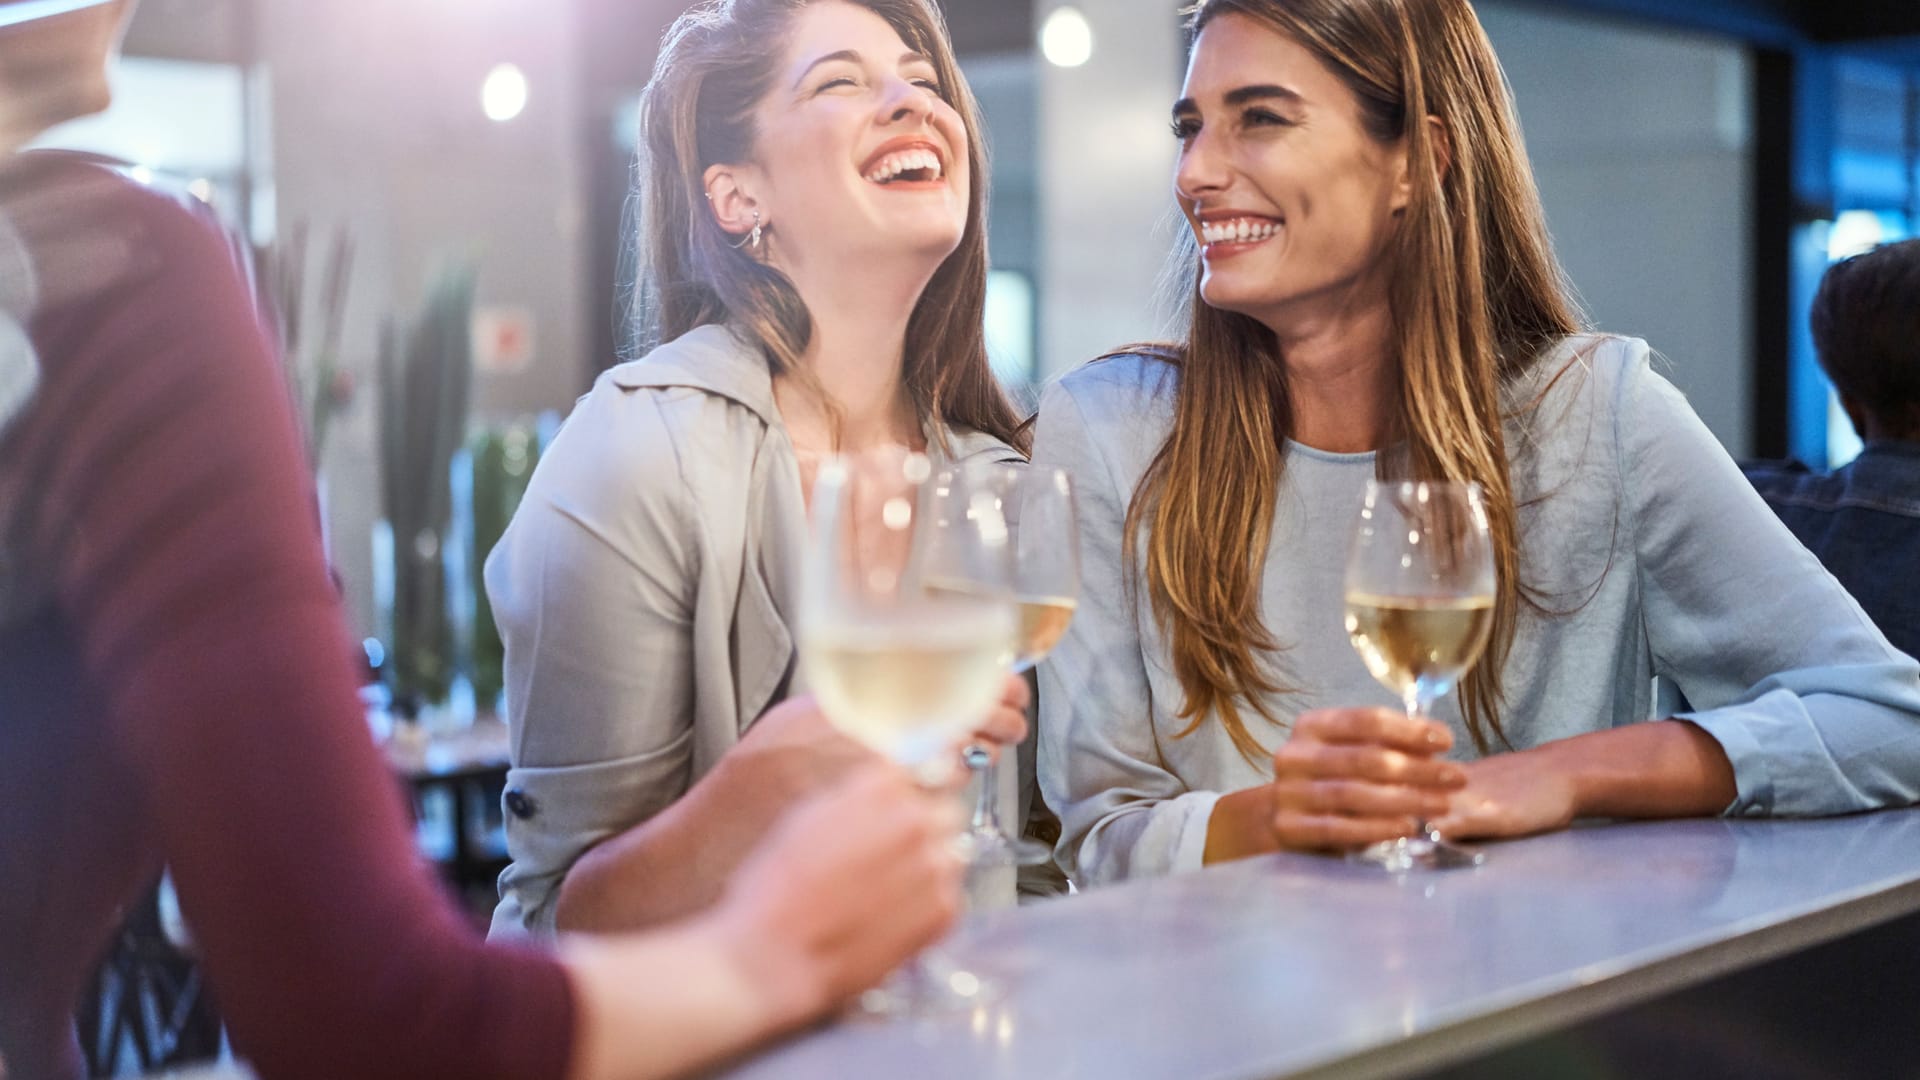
[1032,0,1920,888]
[481,0,1035,940]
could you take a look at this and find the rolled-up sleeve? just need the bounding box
[1034,376,1218,885]
[484,385,699,936]
[1619,347,1920,816]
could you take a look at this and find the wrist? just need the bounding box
[1514,739,1591,817]
[701,895,829,1033]
[1204,785,1278,864]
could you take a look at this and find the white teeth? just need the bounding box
[1199,217,1279,245]
[866,147,944,184]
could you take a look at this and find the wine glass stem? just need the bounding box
[966,746,999,833]
[1405,687,1436,841]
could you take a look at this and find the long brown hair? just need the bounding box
[1128,0,1580,761]
[632,0,1028,454]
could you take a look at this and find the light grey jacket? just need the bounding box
[484,323,1024,936]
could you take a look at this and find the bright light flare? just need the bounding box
[1040,7,1094,69]
[482,63,529,123]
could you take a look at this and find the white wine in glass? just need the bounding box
[1344,480,1496,872]
[804,608,1014,770]
[1011,593,1077,671]
[923,580,1077,674]
[1344,593,1495,716]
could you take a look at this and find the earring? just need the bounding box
[729,208,763,250]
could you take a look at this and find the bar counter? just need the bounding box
[728,808,1920,1079]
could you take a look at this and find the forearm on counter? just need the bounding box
[1542,719,1738,821]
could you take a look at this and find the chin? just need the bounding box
[870,218,965,260]
[1198,281,1272,320]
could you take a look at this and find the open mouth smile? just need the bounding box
[1198,215,1282,256]
[862,139,948,188]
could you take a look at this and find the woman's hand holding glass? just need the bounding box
[703,764,964,1025]
[1267,707,1466,852]
[968,673,1031,767]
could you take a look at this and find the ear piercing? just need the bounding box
[729,208,764,251]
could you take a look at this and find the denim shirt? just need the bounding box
[1745,442,1920,661]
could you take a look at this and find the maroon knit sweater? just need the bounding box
[0,153,573,1080]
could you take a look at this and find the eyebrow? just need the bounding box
[1171,84,1305,116]
[793,50,936,90]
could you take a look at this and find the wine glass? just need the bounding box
[1343,480,1496,872]
[923,464,1079,876]
[800,448,1018,1013]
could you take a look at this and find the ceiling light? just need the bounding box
[482,63,529,123]
[1040,7,1094,69]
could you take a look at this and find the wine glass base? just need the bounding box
[956,828,1055,869]
[1348,833,1486,872]
[854,953,1001,1018]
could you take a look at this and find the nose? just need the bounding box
[1174,126,1229,205]
[879,74,936,125]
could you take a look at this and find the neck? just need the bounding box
[1260,293,1397,455]
[0,92,102,161]
[770,246,939,454]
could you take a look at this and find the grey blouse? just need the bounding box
[1033,335,1920,886]
[485,323,1022,935]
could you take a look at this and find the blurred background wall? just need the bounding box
[34,0,1920,651]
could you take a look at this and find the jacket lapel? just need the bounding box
[605,325,1026,735]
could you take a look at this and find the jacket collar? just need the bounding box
[606,322,1025,466]
[606,323,780,425]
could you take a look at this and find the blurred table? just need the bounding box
[727,809,1920,1079]
[380,716,512,905]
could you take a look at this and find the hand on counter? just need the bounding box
[1427,748,1579,841]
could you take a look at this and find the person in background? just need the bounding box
[0,2,961,1078]
[1033,0,1920,886]
[1744,239,1920,660]
[483,0,1037,939]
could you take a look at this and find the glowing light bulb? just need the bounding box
[1040,7,1094,69]
[482,63,529,123]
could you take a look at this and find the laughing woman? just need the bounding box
[485,0,1031,937]
[1035,0,1920,886]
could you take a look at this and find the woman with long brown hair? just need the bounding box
[485,0,1033,936]
[1035,0,1920,884]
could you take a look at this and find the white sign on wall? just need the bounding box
[473,306,535,374]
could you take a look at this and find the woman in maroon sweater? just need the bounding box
[0,3,960,1078]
